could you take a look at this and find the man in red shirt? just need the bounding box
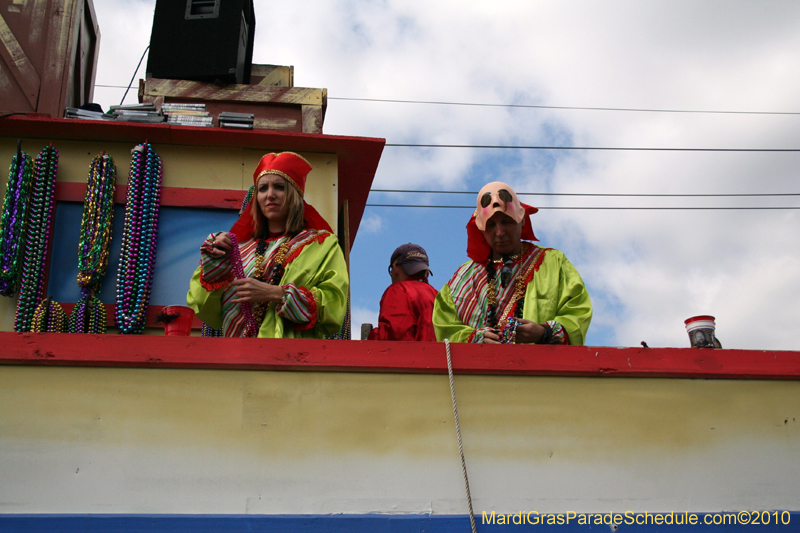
[368,244,438,341]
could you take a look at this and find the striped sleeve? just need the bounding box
[433,283,477,343]
[546,320,569,345]
[199,233,234,290]
[276,283,317,329]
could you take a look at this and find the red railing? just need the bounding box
[1,332,799,380]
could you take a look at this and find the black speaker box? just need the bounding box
[146,0,255,84]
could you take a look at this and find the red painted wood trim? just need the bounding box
[1,332,799,380]
[54,182,246,210]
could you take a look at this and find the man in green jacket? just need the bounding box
[433,181,592,345]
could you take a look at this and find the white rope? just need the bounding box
[444,339,478,533]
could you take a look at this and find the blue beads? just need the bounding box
[115,142,162,334]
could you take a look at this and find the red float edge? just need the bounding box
[1,332,799,380]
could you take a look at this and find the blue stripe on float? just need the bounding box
[0,512,798,532]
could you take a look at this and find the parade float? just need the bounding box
[1,1,799,531]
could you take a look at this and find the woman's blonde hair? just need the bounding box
[251,175,305,238]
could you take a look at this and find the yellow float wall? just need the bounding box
[1,365,798,514]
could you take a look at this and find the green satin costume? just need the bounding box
[433,246,592,345]
[187,230,349,339]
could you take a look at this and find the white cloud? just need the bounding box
[359,213,384,234]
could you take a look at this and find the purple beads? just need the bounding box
[228,232,259,337]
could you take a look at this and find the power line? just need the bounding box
[385,143,800,152]
[330,96,800,116]
[84,95,800,152]
[371,189,800,198]
[86,90,800,151]
[93,87,800,116]
[366,204,800,210]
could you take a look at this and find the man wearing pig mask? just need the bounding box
[433,182,592,345]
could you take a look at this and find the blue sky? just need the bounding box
[91,0,800,349]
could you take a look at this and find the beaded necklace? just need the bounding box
[240,184,254,214]
[227,232,260,337]
[14,144,58,332]
[69,287,108,333]
[77,152,116,290]
[253,237,290,283]
[115,142,162,334]
[250,236,291,330]
[70,153,116,333]
[0,141,33,297]
[327,295,351,340]
[201,323,224,337]
[31,296,68,332]
[220,234,292,337]
[484,244,532,343]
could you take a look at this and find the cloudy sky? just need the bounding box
[92,0,800,349]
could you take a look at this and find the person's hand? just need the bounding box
[514,319,545,344]
[481,329,502,344]
[208,232,233,258]
[230,278,285,304]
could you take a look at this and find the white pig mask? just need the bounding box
[474,181,526,231]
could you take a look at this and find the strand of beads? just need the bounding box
[500,316,520,344]
[30,296,62,332]
[77,153,116,289]
[14,145,58,332]
[0,142,33,297]
[327,294,352,340]
[31,296,68,332]
[201,323,224,337]
[115,142,162,334]
[227,232,259,337]
[239,184,254,214]
[484,260,499,329]
[69,286,108,333]
[70,153,116,333]
[250,239,289,329]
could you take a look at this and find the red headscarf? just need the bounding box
[229,152,333,241]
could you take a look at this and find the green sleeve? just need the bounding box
[524,250,592,345]
[272,233,349,339]
[554,256,592,345]
[186,265,224,330]
[187,233,349,339]
[305,237,350,337]
[432,284,474,343]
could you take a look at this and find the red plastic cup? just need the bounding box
[162,305,195,336]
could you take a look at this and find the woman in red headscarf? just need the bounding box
[186,152,349,338]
